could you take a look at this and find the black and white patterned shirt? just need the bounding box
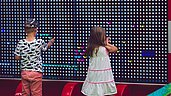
[14,39,48,72]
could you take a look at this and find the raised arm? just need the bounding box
[42,37,55,51]
[105,37,118,53]
[105,43,118,53]
[47,37,55,48]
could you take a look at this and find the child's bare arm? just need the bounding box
[105,37,118,53]
[42,38,55,51]
[105,43,118,53]
[47,37,55,48]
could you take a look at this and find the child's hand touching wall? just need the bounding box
[47,37,55,48]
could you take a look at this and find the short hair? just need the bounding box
[24,18,39,33]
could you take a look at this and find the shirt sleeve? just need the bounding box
[14,42,21,56]
[41,39,48,51]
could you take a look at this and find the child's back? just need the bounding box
[14,18,55,96]
[89,46,111,71]
[15,39,47,72]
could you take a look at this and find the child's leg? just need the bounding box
[30,71,42,96]
[21,71,31,96]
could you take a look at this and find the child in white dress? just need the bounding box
[81,27,118,96]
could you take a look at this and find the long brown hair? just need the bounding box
[86,27,106,57]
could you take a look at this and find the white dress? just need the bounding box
[81,46,117,96]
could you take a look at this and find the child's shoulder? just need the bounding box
[36,39,43,42]
[94,46,105,50]
[99,46,106,49]
[36,38,43,41]
[99,46,109,52]
[18,39,25,43]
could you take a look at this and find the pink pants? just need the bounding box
[21,70,42,96]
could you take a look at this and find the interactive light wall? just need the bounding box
[0,0,168,83]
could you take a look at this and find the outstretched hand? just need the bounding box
[47,37,55,47]
[50,37,55,43]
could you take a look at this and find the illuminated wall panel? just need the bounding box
[0,0,168,83]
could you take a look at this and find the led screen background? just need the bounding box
[0,0,168,83]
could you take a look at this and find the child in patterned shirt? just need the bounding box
[14,18,55,96]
